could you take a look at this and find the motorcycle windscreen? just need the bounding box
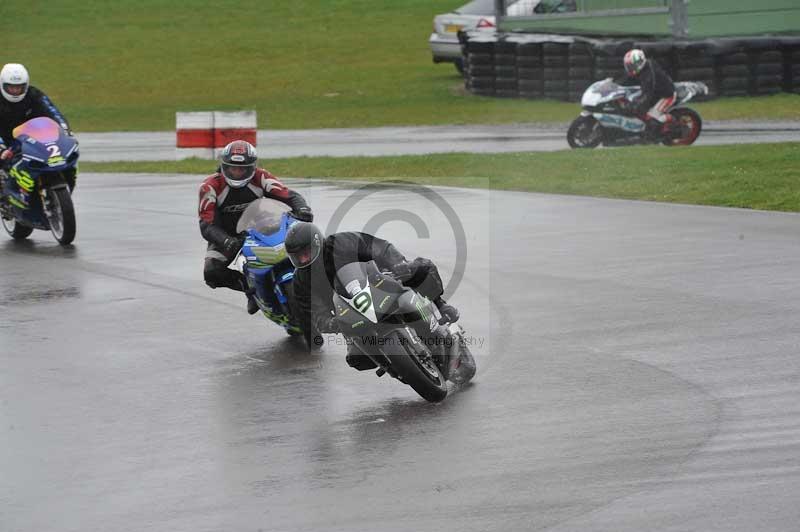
[334,261,379,299]
[236,198,291,235]
[334,261,406,323]
[13,117,62,143]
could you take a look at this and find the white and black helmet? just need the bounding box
[220,140,257,188]
[1,63,29,103]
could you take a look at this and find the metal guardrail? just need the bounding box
[497,0,800,38]
[495,1,685,37]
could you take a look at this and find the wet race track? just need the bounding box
[3,174,800,531]
[77,121,800,161]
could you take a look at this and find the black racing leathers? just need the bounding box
[619,60,675,113]
[291,232,409,336]
[0,86,71,147]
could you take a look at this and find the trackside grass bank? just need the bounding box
[6,1,800,131]
[82,143,800,212]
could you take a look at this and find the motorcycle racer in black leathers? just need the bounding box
[285,222,459,367]
[0,63,76,190]
[619,49,677,138]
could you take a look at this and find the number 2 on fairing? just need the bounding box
[47,145,61,157]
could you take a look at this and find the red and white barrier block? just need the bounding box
[175,111,257,160]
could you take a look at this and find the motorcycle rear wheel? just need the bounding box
[663,108,703,147]
[1,213,33,240]
[384,329,448,403]
[567,115,603,149]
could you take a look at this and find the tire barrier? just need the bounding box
[460,31,800,102]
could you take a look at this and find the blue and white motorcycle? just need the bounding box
[1,117,79,245]
[230,198,308,341]
[567,79,708,149]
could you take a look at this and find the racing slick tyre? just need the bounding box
[567,115,603,149]
[663,108,703,147]
[45,187,76,245]
[449,336,477,385]
[1,213,34,240]
[384,329,448,403]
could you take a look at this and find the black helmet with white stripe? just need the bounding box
[220,140,257,188]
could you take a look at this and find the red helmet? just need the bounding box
[220,140,257,188]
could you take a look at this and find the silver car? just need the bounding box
[429,0,576,73]
[429,0,539,73]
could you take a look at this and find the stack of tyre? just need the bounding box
[788,37,800,94]
[493,37,520,98]
[592,41,626,82]
[749,40,784,96]
[673,41,715,98]
[567,41,595,102]
[541,42,570,100]
[462,35,497,97]
[461,32,800,102]
[715,41,750,97]
[517,40,544,99]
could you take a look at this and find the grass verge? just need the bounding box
[6,1,800,131]
[82,142,800,212]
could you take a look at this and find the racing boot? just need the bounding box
[644,118,662,143]
[345,343,378,371]
[660,116,678,141]
[239,278,259,315]
[246,293,259,315]
[434,297,459,324]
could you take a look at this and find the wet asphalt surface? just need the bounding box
[78,121,800,161]
[2,174,800,531]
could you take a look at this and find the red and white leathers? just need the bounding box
[198,168,310,290]
[646,93,677,124]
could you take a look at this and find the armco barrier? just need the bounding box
[176,111,257,160]
[460,31,800,102]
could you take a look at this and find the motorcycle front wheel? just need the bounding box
[1,212,33,240]
[44,187,76,245]
[449,335,477,385]
[384,329,448,403]
[567,115,603,149]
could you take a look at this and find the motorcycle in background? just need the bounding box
[567,79,708,149]
[0,117,79,245]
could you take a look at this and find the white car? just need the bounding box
[429,0,577,73]
[429,0,543,73]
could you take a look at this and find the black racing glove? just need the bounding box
[221,235,244,260]
[292,206,314,222]
[390,261,415,282]
[435,298,460,324]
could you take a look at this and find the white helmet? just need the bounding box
[1,63,30,103]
